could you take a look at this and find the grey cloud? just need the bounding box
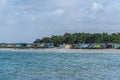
[0,0,120,42]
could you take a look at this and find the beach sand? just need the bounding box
[0,48,120,53]
[42,48,120,53]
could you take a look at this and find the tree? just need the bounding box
[34,32,120,46]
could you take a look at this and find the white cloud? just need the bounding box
[52,0,75,7]
[92,2,103,10]
[0,0,6,5]
[51,9,66,15]
[0,0,120,42]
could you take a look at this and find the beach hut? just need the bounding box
[88,44,94,49]
[0,43,7,47]
[74,44,80,49]
[26,43,33,47]
[15,43,27,47]
[80,44,89,49]
[46,43,54,48]
[101,44,107,49]
[75,44,88,49]
[113,44,120,49]
[93,44,101,49]
[82,44,89,49]
[72,44,79,49]
[58,44,65,48]
[33,43,38,47]
[65,44,71,49]
[7,43,15,47]
[37,43,46,47]
[106,44,113,49]
[15,43,21,47]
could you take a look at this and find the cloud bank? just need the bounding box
[0,0,120,42]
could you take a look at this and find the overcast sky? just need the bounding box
[0,0,120,42]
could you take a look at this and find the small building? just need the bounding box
[0,43,7,47]
[15,44,21,47]
[33,43,38,47]
[101,44,107,49]
[113,44,120,49]
[73,44,80,49]
[46,43,54,48]
[76,44,88,49]
[106,44,113,49]
[7,43,15,47]
[37,43,46,48]
[33,43,54,48]
[26,43,33,47]
[93,44,101,49]
[65,44,71,49]
[15,43,27,47]
[88,44,94,49]
[58,44,65,48]
[81,44,89,49]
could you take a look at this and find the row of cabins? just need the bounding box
[58,43,120,49]
[0,43,54,48]
[0,43,120,49]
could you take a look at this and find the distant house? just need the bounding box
[58,44,65,48]
[15,43,27,47]
[93,44,101,49]
[33,43,54,48]
[26,43,33,47]
[111,44,120,49]
[76,44,88,49]
[101,44,107,49]
[7,43,15,47]
[37,43,46,47]
[0,43,7,47]
[15,43,20,47]
[65,44,71,49]
[72,44,79,49]
[88,44,93,49]
[33,43,38,47]
[81,44,89,49]
[106,44,113,49]
[46,43,54,48]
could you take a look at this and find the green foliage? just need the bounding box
[34,32,120,46]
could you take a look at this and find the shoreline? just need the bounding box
[0,48,120,53]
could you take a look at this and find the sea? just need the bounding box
[0,50,120,80]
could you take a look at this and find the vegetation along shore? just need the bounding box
[1,32,120,49]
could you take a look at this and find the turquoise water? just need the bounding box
[0,50,120,80]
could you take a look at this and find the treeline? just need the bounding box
[34,32,120,46]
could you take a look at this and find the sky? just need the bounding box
[0,0,120,43]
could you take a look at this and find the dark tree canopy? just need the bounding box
[34,32,120,46]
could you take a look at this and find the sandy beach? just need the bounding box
[0,48,120,53]
[40,48,120,53]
